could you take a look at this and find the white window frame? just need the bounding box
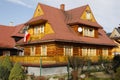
[41,45,47,56]
[64,46,73,56]
[83,27,94,37]
[30,46,35,56]
[34,24,44,34]
[34,26,38,35]
[40,24,44,33]
[86,10,91,20]
[82,47,96,56]
[82,47,88,56]
[102,48,108,56]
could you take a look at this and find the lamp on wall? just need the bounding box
[78,27,83,32]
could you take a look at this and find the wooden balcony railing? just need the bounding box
[10,56,68,66]
[0,55,113,67]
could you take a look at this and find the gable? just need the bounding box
[80,6,96,22]
[110,28,120,38]
[33,4,44,17]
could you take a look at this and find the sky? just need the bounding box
[0,0,120,33]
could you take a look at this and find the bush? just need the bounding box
[112,54,120,72]
[2,56,13,71]
[0,56,13,80]
[9,62,25,80]
[114,67,120,80]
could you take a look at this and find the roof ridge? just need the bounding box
[38,3,60,10]
[67,4,88,12]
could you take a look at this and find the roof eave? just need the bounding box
[18,39,116,47]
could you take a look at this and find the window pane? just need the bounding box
[102,48,108,56]
[64,46,73,56]
[31,46,35,56]
[40,25,44,33]
[41,45,47,56]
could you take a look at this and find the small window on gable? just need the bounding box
[86,10,91,20]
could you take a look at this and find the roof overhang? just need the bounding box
[18,39,116,47]
[25,16,47,26]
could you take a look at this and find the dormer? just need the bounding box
[71,24,98,38]
[67,5,100,38]
[24,3,54,41]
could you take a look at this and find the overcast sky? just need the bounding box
[0,0,120,33]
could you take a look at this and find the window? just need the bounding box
[82,47,88,56]
[83,27,94,37]
[3,51,10,56]
[34,24,45,35]
[34,26,38,35]
[82,47,96,56]
[64,46,73,56]
[30,46,35,56]
[40,25,44,33]
[102,48,108,56]
[86,10,91,20]
[41,45,47,56]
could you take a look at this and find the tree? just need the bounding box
[68,56,85,80]
[0,56,13,80]
[9,62,25,80]
[2,56,13,71]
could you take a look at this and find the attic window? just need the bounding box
[86,10,91,20]
[38,9,40,11]
[83,27,94,37]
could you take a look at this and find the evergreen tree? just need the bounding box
[0,56,13,80]
[2,56,13,71]
[9,62,25,80]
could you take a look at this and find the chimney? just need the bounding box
[60,4,65,11]
[9,22,14,26]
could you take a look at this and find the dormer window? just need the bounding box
[83,27,94,37]
[86,10,91,20]
[34,24,45,35]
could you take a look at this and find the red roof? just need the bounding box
[0,24,24,48]
[19,3,116,46]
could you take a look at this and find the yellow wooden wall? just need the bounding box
[80,6,96,22]
[28,22,54,41]
[33,4,44,17]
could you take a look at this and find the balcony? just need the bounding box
[10,56,68,67]
[0,55,113,67]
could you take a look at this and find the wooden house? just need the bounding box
[10,3,116,68]
[108,26,120,55]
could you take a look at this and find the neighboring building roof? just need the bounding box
[12,24,25,38]
[0,24,24,48]
[19,3,116,46]
[115,27,120,34]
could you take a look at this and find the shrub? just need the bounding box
[114,67,120,80]
[9,62,25,80]
[0,56,13,80]
[112,54,120,72]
